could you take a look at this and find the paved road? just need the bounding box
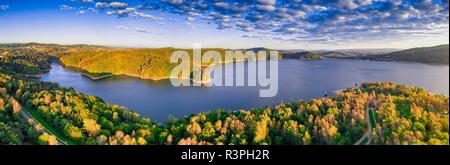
[12,98,67,145]
[354,131,370,145]
[354,104,373,145]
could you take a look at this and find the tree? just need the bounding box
[96,134,108,145]
[186,121,201,136]
[0,122,23,145]
[253,119,269,144]
[38,133,58,145]
[200,122,215,139]
[64,124,83,141]
[137,137,147,145]
[83,119,101,137]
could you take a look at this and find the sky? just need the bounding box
[0,0,448,50]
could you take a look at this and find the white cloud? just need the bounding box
[107,7,136,17]
[256,5,276,12]
[338,0,359,10]
[132,11,162,20]
[109,2,128,9]
[358,0,373,6]
[116,24,150,33]
[72,0,93,3]
[133,27,150,33]
[164,0,184,5]
[214,2,230,9]
[95,2,109,9]
[0,5,9,11]
[257,0,276,5]
[60,5,75,11]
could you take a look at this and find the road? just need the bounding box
[354,104,374,145]
[12,98,67,145]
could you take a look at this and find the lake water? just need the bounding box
[39,59,449,122]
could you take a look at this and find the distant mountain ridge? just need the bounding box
[329,48,402,56]
[311,45,448,64]
[360,44,449,64]
[2,43,448,64]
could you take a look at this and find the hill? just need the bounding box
[60,48,179,80]
[331,48,401,56]
[0,47,51,75]
[281,52,325,60]
[321,51,357,58]
[58,48,257,80]
[362,44,449,64]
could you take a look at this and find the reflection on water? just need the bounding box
[39,59,449,121]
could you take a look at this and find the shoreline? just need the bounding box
[79,69,212,84]
[23,67,52,78]
[81,72,113,80]
[24,74,42,78]
[57,58,233,83]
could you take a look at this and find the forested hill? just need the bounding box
[281,52,324,60]
[58,48,238,80]
[357,45,449,64]
[1,72,448,145]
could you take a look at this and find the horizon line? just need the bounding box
[1,41,449,51]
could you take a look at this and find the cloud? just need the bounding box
[106,7,136,17]
[95,2,128,9]
[242,34,265,39]
[68,0,449,44]
[338,0,359,10]
[214,2,230,10]
[0,5,9,11]
[133,27,150,33]
[77,10,87,15]
[132,11,162,20]
[116,25,130,30]
[95,2,109,9]
[72,0,94,3]
[163,0,184,5]
[116,24,150,33]
[257,0,276,5]
[60,5,75,11]
[109,2,128,9]
[256,5,276,12]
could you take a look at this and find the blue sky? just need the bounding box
[0,0,448,50]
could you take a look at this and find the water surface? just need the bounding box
[39,59,449,121]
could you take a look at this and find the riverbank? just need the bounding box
[24,74,43,78]
[81,72,113,80]
[23,68,52,78]
[103,73,212,84]
[67,65,212,84]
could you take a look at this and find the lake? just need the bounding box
[39,59,449,122]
